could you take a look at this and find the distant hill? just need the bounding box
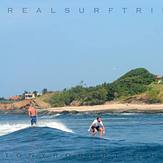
[1,67,160,110]
[39,68,159,107]
[109,68,156,98]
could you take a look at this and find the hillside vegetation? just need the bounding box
[123,84,163,104]
[110,68,156,98]
[39,68,161,107]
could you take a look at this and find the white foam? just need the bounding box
[0,123,29,136]
[0,120,73,136]
[40,114,61,119]
[119,113,138,116]
[38,120,73,133]
[54,113,61,117]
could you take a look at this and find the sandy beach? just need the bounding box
[1,101,163,114]
[44,103,163,113]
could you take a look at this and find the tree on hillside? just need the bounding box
[33,91,38,97]
[109,68,156,98]
[42,88,48,95]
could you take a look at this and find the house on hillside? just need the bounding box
[156,75,162,84]
[25,93,35,100]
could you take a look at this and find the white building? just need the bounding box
[25,93,35,100]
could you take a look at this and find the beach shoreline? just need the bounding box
[43,103,163,114]
[1,102,163,114]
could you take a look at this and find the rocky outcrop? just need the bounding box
[0,98,50,111]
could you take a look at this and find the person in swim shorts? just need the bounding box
[88,117,105,137]
[27,103,37,126]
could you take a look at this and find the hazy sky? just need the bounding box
[0,0,163,97]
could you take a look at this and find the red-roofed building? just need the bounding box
[8,95,21,101]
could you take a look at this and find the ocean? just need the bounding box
[0,112,163,163]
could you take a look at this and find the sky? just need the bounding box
[0,0,163,97]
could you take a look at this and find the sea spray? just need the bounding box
[38,120,73,133]
[0,123,29,136]
[0,120,73,136]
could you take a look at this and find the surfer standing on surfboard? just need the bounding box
[27,103,37,126]
[88,117,105,137]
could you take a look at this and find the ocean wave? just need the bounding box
[0,127,163,163]
[0,120,73,136]
[113,113,140,116]
[0,123,29,136]
[38,120,73,133]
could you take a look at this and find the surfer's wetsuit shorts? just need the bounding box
[91,126,100,131]
[31,116,37,125]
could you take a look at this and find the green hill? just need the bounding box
[39,68,160,107]
[109,68,156,98]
